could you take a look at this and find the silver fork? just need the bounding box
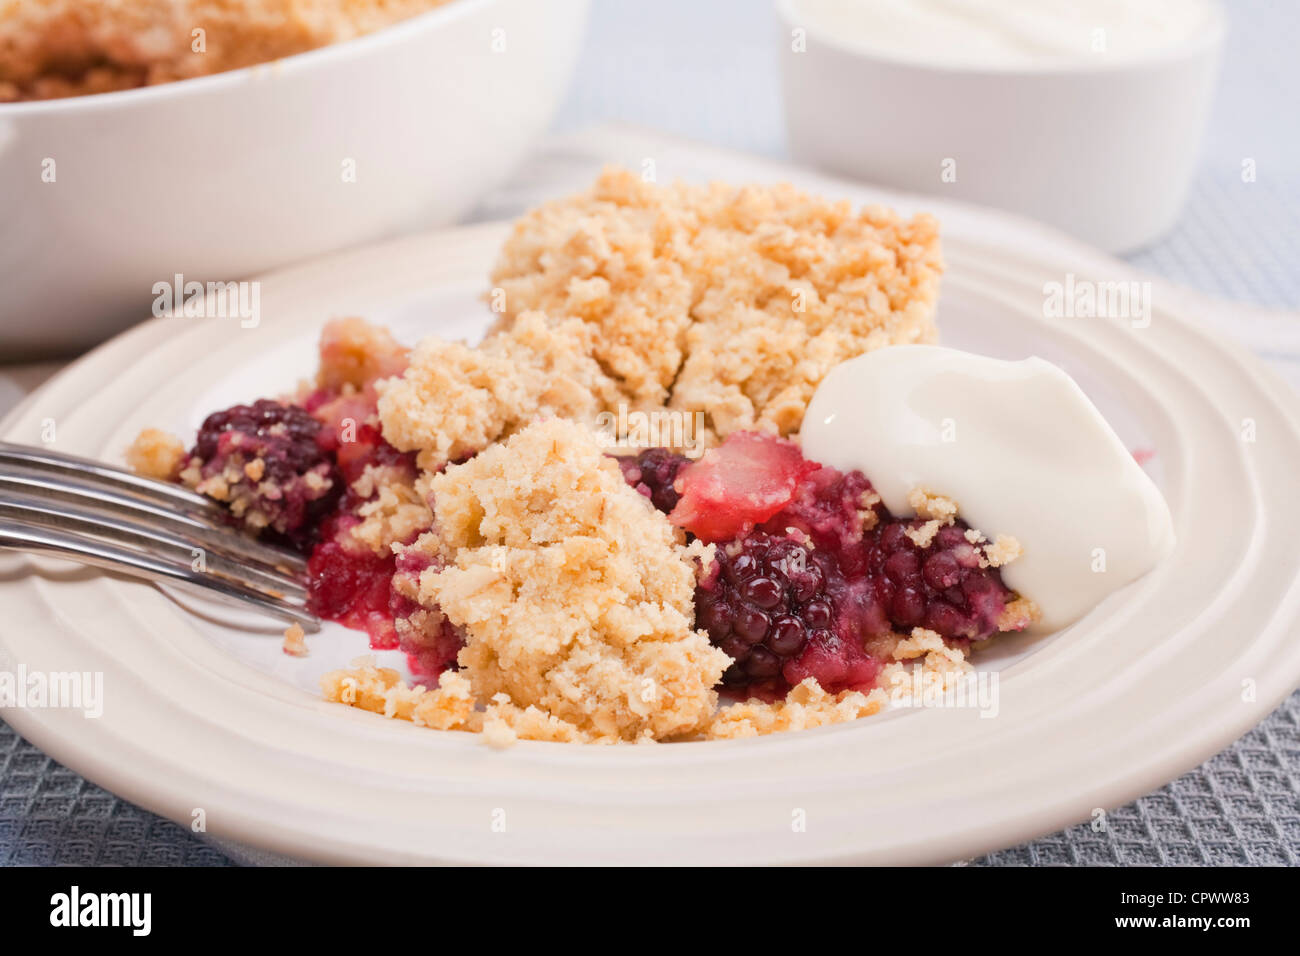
[0,441,319,631]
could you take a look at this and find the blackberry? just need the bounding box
[189,398,339,543]
[761,463,882,576]
[866,519,1012,641]
[617,447,691,513]
[194,399,327,474]
[695,531,836,687]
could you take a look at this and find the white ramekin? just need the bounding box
[0,0,589,358]
[777,0,1225,254]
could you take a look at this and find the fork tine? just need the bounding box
[0,517,320,631]
[0,441,222,515]
[0,492,308,601]
[0,468,308,575]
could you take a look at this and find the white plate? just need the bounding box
[2,221,1299,866]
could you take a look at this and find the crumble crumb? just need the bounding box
[480,711,519,749]
[890,627,963,663]
[983,534,1022,568]
[416,419,730,742]
[878,627,975,701]
[282,623,309,657]
[904,520,942,548]
[0,1,456,102]
[998,596,1040,630]
[905,486,1023,570]
[347,465,431,556]
[907,487,959,523]
[378,312,626,471]
[491,166,943,441]
[124,428,186,480]
[706,678,886,739]
[320,658,476,731]
[481,695,595,748]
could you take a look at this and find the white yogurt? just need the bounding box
[793,0,1219,70]
[800,346,1176,631]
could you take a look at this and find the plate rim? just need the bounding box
[3,219,1299,866]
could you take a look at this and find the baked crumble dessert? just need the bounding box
[127,170,1038,745]
[0,0,454,102]
[490,167,942,442]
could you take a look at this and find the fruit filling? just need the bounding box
[135,321,1033,741]
[664,431,1019,697]
[163,318,461,677]
[180,399,340,547]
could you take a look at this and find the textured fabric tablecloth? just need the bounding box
[2,0,1298,866]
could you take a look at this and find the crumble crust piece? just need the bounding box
[998,596,1039,631]
[378,312,626,471]
[480,695,595,748]
[905,486,1027,574]
[706,678,886,740]
[124,427,186,480]
[415,418,730,743]
[878,627,975,701]
[348,464,430,556]
[282,622,309,657]
[491,166,943,441]
[321,657,476,731]
[0,0,455,101]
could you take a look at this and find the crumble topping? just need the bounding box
[877,627,976,701]
[904,485,1026,572]
[321,657,476,731]
[414,419,730,743]
[491,166,943,441]
[907,486,958,523]
[0,0,455,102]
[982,535,1022,569]
[378,168,942,468]
[705,678,886,739]
[124,427,187,480]
[282,622,309,657]
[378,311,624,471]
[998,596,1039,631]
[479,696,595,748]
[347,464,430,556]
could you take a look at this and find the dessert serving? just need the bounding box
[126,168,1174,745]
[0,0,456,101]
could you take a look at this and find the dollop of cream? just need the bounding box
[801,346,1175,631]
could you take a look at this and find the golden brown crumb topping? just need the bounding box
[378,312,624,471]
[282,622,309,657]
[413,418,729,742]
[706,678,886,739]
[0,0,454,102]
[491,166,943,441]
[347,464,430,555]
[124,427,187,480]
[321,658,476,730]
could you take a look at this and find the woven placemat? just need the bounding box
[4,689,1297,865]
